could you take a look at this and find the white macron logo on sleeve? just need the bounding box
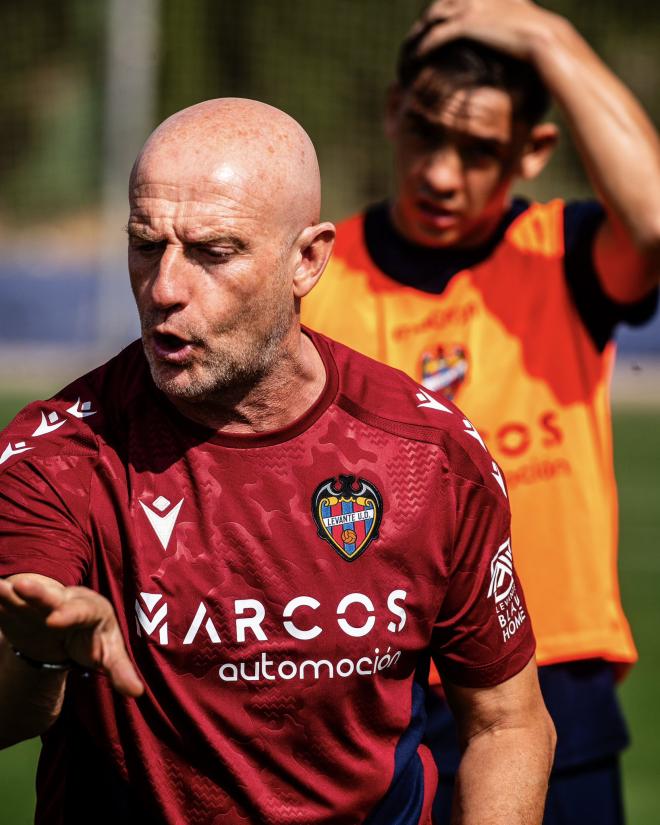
[32,410,67,437]
[415,388,452,413]
[0,442,32,465]
[66,399,97,419]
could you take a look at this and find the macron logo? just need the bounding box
[0,441,32,465]
[139,495,184,551]
[66,399,97,419]
[415,388,452,413]
[32,410,67,437]
[491,461,508,498]
[463,418,486,451]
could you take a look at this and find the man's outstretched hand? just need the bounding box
[0,574,143,697]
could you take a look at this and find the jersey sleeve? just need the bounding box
[0,398,98,586]
[0,457,94,585]
[564,200,659,351]
[430,441,535,689]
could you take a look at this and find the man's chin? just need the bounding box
[147,358,199,399]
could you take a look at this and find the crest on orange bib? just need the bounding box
[312,475,383,562]
[420,344,469,400]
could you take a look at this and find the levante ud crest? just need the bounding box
[312,475,383,562]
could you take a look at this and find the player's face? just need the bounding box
[387,79,530,249]
[127,162,296,402]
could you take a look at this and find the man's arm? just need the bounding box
[413,0,660,302]
[443,657,555,825]
[0,573,143,749]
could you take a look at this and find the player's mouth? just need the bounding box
[150,329,196,364]
[415,199,461,230]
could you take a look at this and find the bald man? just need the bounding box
[0,99,553,825]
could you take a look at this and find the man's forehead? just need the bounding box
[406,82,514,140]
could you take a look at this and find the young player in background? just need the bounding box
[302,1,660,822]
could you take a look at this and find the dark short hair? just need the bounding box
[397,24,551,126]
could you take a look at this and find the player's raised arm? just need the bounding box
[443,658,555,825]
[0,573,143,749]
[411,0,660,302]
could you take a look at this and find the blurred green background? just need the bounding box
[1,0,659,230]
[0,0,658,822]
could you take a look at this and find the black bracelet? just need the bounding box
[11,645,74,672]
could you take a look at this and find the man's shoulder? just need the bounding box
[0,341,149,473]
[317,331,506,494]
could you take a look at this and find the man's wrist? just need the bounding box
[10,645,75,672]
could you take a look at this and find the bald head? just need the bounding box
[131,98,321,237]
[127,98,335,416]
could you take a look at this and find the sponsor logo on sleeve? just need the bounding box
[312,475,383,562]
[487,538,527,642]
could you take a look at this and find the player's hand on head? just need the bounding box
[407,0,551,64]
[0,574,143,698]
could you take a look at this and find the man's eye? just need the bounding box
[131,239,163,254]
[463,143,500,163]
[197,246,233,261]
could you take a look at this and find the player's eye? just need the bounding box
[129,236,165,255]
[200,246,234,260]
[461,141,501,165]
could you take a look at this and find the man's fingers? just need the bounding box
[414,19,465,58]
[47,592,144,697]
[1,578,143,697]
[2,574,66,614]
[100,637,145,698]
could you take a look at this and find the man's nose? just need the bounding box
[149,245,190,311]
[421,146,463,198]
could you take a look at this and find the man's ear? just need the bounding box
[517,123,559,180]
[292,222,336,299]
[384,83,404,141]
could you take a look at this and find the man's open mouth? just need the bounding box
[151,330,195,362]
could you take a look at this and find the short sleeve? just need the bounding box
[0,457,93,586]
[564,200,659,351]
[431,475,535,688]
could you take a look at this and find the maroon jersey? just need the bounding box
[0,330,534,825]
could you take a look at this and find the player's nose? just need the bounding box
[149,245,191,311]
[421,145,463,198]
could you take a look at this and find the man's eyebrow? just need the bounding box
[125,224,162,241]
[405,109,508,149]
[405,110,445,137]
[188,233,249,251]
[124,225,249,251]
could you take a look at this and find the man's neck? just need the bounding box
[167,330,326,434]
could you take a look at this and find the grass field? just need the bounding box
[0,392,658,823]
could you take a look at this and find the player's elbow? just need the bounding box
[539,705,557,775]
[633,217,660,283]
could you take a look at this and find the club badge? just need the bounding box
[420,343,469,400]
[312,475,383,562]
